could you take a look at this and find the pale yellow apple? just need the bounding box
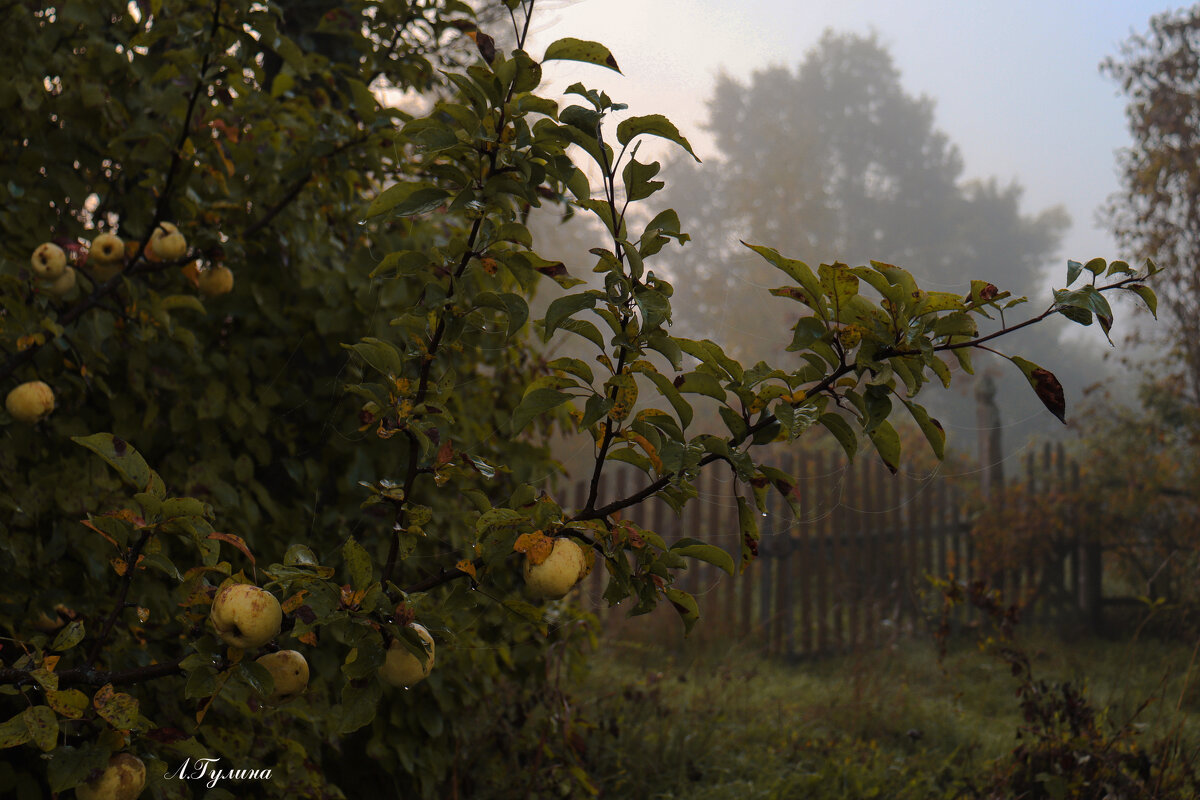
[379,623,434,687]
[255,649,309,705]
[197,265,234,297]
[90,232,124,264]
[46,266,77,297]
[31,242,67,279]
[150,221,187,260]
[5,380,55,423]
[209,584,281,649]
[523,537,586,599]
[75,752,145,800]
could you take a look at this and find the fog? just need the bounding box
[520,1,1168,460]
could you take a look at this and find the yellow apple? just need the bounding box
[209,584,281,649]
[523,537,586,599]
[150,221,187,260]
[5,380,55,423]
[255,649,309,705]
[379,623,434,687]
[197,265,234,297]
[75,752,145,800]
[46,266,77,297]
[90,232,124,264]
[31,242,67,279]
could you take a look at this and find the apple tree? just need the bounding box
[0,1,1159,798]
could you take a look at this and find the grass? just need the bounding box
[563,621,1200,799]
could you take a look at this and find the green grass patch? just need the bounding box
[566,630,1200,799]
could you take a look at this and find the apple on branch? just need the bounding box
[74,752,145,800]
[522,536,589,600]
[149,221,187,260]
[256,649,309,705]
[197,265,234,297]
[379,623,435,687]
[209,583,282,649]
[5,380,55,423]
[30,242,67,279]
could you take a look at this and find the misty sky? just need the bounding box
[525,0,1171,292]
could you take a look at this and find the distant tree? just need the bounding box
[657,31,1079,449]
[1104,4,1200,405]
[661,32,1068,361]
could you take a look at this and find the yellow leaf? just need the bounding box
[281,590,309,614]
[514,531,554,565]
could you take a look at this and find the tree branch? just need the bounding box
[0,654,189,689]
[84,529,153,669]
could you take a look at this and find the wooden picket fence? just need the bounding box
[565,441,1101,659]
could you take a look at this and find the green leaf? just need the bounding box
[47,744,111,792]
[1084,257,1107,275]
[343,536,373,591]
[542,38,621,73]
[547,357,595,384]
[555,317,606,350]
[742,242,823,310]
[544,292,597,341]
[1066,259,1083,285]
[364,182,449,219]
[72,433,164,495]
[664,587,700,634]
[674,372,726,402]
[736,496,759,573]
[185,667,217,700]
[902,400,945,460]
[94,690,138,730]
[670,539,734,576]
[511,388,573,433]
[868,420,901,474]
[474,291,529,339]
[616,114,699,161]
[159,497,211,520]
[819,413,858,459]
[344,338,404,378]
[51,620,85,652]
[1126,284,1157,318]
[475,508,527,537]
[239,660,275,699]
[0,711,31,749]
[818,262,859,309]
[45,689,89,720]
[338,681,382,734]
[642,371,694,430]
[24,705,57,752]
[622,157,665,201]
[914,291,966,315]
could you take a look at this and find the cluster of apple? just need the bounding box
[4,222,241,427]
[34,223,237,297]
[208,582,435,696]
[63,542,591,799]
[202,539,590,701]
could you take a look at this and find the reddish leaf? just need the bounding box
[1031,368,1066,424]
[207,531,256,567]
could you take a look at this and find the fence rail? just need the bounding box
[567,441,1100,658]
